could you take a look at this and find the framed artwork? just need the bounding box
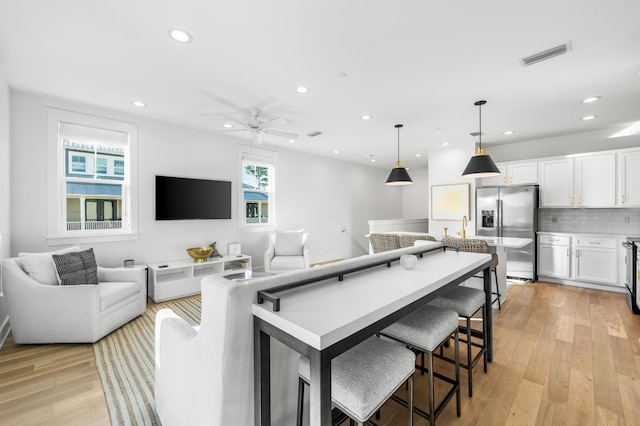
[431,183,470,221]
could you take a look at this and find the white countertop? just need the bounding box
[537,231,639,239]
[428,235,532,249]
[252,250,490,350]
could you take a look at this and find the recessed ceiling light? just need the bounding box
[289,139,295,143]
[333,150,340,154]
[371,158,376,163]
[582,115,597,121]
[582,96,601,103]
[415,153,422,157]
[503,130,515,135]
[131,101,146,108]
[168,28,193,43]
[361,115,373,120]
[223,123,233,128]
[296,86,309,94]
[441,141,450,146]
[337,72,347,78]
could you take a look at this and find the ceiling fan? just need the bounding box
[222,108,299,144]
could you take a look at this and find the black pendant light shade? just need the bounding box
[386,124,413,185]
[462,100,501,178]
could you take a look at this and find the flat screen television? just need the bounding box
[155,175,232,220]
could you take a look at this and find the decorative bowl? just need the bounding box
[400,254,418,270]
[187,247,214,262]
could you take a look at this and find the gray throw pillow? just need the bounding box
[52,248,99,286]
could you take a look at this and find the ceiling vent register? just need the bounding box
[520,41,572,67]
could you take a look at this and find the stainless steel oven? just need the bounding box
[622,237,639,314]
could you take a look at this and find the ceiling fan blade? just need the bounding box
[216,128,247,133]
[260,117,287,129]
[264,129,299,139]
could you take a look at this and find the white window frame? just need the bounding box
[47,108,139,245]
[237,145,277,231]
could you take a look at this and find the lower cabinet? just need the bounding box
[538,233,621,288]
[538,235,571,278]
[148,255,252,302]
[573,237,617,285]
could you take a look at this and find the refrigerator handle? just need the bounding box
[497,199,503,237]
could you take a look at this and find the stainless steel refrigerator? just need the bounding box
[476,185,539,282]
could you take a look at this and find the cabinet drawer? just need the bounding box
[539,235,571,245]
[574,237,617,248]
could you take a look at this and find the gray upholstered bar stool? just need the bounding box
[429,285,487,397]
[380,305,461,426]
[296,336,415,426]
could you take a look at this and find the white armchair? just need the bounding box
[264,230,310,273]
[2,257,147,343]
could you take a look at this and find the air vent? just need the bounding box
[469,132,483,137]
[306,131,322,137]
[520,41,572,67]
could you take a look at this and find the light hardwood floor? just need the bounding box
[1,281,639,425]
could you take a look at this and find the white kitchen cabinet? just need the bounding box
[539,154,616,208]
[482,162,538,187]
[574,154,616,207]
[539,159,574,207]
[619,150,640,207]
[538,234,572,278]
[573,237,617,285]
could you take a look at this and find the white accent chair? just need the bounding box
[1,255,147,344]
[264,230,310,273]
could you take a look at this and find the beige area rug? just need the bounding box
[93,296,202,426]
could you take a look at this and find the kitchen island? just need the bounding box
[253,247,492,426]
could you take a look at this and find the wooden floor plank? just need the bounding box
[1,281,639,426]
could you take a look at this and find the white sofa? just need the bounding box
[155,241,442,426]
[2,257,147,344]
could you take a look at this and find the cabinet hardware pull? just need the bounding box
[622,195,625,203]
[566,248,570,256]
[578,196,582,205]
[503,177,507,184]
[589,242,601,244]
[510,176,513,184]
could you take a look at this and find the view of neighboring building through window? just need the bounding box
[241,158,273,226]
[47,108,138,243]
[62,135,126,231]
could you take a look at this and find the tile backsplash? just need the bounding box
[539,208,640,235]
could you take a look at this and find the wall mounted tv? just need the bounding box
[155,175,232,220]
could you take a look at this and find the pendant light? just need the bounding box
[462,100,501,178]
[385,124,413,185]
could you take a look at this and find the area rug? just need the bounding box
[93,296,202,426]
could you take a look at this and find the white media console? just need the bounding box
[148,254,251,302]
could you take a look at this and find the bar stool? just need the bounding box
[429,285,487,397]
[380,305,461,426]
[296,336,415,426]
[442,237,501,309]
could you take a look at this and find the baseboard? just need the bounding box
[0,315,10,350]
[538,276,626,294]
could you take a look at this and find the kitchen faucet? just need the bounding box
[458,215,467,239]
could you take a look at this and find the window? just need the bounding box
[96,157,107,174]
[239,147,276,229]
[47,108,138,244]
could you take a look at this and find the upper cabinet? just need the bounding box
[575,154,616,207]
[619,150,640,207]
[539,159,574,207]
[539,154,616,208]
[481,162,538,187]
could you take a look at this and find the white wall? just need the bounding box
[0,72,10,344]
[488,128,640,163]
[401,168,429,223]
[427,142,477,237]
[9,90,402,268]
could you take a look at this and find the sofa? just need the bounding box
[2,249,147,344]
[155,240,443,426]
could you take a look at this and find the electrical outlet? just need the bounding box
[624,216,631,224]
